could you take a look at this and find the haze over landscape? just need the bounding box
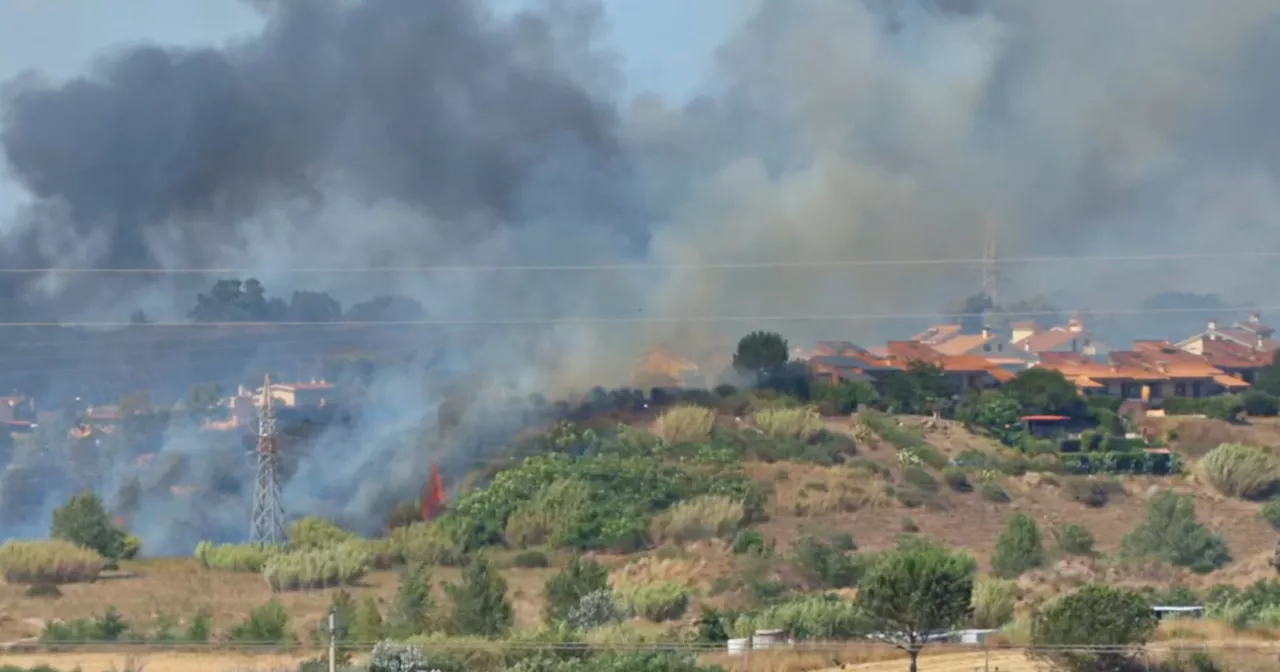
[1,3,1280,670]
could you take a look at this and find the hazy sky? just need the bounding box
[0,0,744,215]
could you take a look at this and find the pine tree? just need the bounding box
[544,556,609,624]
[388,561,436,638]
[352,596,384,643]
[991,513,1046,578]
[446,554,513,638]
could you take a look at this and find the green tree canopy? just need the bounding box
[884,361,956,415]
[1119,491,1231,573]
[1031,584,1157,672]
[1001,368,1085,418]
[446,554,514,638]
[957,390,1024,444]
[732,331,790,378]
[856,540,976,672]
[991,513,1046,578]
[51,491,128,560]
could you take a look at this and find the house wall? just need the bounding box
[1042,336,1110,358]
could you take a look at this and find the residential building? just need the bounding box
[1013,316,1110,358]
[1181,337,1273,385]
[924,326,1036,371]
[1176,315,1279,354]
[883,341,1015,391]
[802,342,904,388]
[911,325,963,347]
[1010,321,1040,345]
[255,380,334,408]
[1035,344,1249,403]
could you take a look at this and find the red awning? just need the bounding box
[1021,415,1071,422]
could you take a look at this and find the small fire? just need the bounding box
[421,463,447,521]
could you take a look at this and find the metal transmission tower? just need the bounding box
[980,216,1001,304]
[250,374,286,545]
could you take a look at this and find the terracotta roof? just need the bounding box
[811,341,866,357]
[1017,328,1093,353]
[1071,376,1105,389]
[1197,338,1269,369]
[885,342,1013,381]
[912,324,963,345]
[1112,345,1226,379]
[1212,374,1250,388]
[932,334,993,356]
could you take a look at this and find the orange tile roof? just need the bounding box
[1213,374,1250,388]
[1018,328,1093,353]
[912,324,963,345]
[1198,338,1270,369]
[885,342,1013,381]
[932,334,993,356]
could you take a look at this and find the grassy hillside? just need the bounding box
[6,398,1280,671]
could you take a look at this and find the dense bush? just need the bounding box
[289,516,357,550]
[728,593,867,640]
[50,492,131,560]
[391,521,466,566]
[979,481,1010,503]
[512,550,550,568]
[1262,501,1280,531]
[41,606,129,643]
[1164,395,1244,421]
[0,540,104,585]
[1032,584,1157,672]
[941,467,972,492]
[446,554,514,637]
[1063,477,1117,507]
[902,466,939,493]
[1198,443,1280,500]
[650,495,744,545]
[545,557,610,625]
[1059,451,1182,476]
[1243,391,1280,417]
[448,452,759,553]
[624,582,691,622]
[1120,491,1231,574]
[194,541,280,572]
[752,407,823,439]
[263,543,370,591]
[654,406,715,444]
[972,578,1017,629]
[227,599,292,643]
[791,535,861,590]
[1052,524,1097,556]
[568,589,627,631]
[991,514,1046,579]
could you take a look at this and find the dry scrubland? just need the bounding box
[7,408,1280,670]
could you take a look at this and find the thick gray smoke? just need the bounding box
[3,0,1280,550]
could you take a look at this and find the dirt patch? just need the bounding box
[0,651,310,672]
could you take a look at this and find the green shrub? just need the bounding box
[980,481,1010,503]
[654,406,716,444]
[791,535,861,589]
[391,522,466,566]
[118,535,142,561]
[650,495,744,545]
[900,516,918,533]
[1243,391,1280,417]
[726,593,867,640]
[194,541,280,572]
[1052,524,1097,556]
[1165,395,1245,421]
[289,516,357,550]
[992,514,1046,579]
[857,410,928,451]
[1262,501,1280,531]
[1064,477,1114,508]
[942,467,972,492]
[998,455,1029,476]
[830,532,857,551]
[0,540,103,585]
[512,550,550,568]
[227,599,292,643]
[388,562,436,638]
[753,407,823,439]
[262,542,370,592]
[41,606,130,643]
[624,582,691,622]
[50,492,129,560]
[1120,491,1231,574]
[23,582,62,599]
[902,466,939,493]
[1060,451,1182,476]
[445,554,514,637]
[545,557,610,625]
[731,529,766,555]
[1198,443,1280,500]
[972,578,1017,629]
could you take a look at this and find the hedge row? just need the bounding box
[1059,451,1183,476]
[262,542,370,592]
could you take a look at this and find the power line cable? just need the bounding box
[0,250,1276,273]
[0,304,1267,328]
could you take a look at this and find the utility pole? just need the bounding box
[250,374,285,545]
[327,609,337,672]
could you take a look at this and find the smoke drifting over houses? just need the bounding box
[1,0,1280,550]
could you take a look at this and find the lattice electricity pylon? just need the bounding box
[981,216,1001,305]
[250,374,286,545]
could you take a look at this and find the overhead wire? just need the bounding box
[0,249,1274,273]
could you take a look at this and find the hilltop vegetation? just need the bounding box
[5,333,1280,670]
